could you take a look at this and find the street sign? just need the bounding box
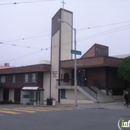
[71,50,82,55]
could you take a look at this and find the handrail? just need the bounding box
[56,78,97,99]
[77,76,97,95]
[56,79,73,81]
[87,86,97,94]
[80,82,97,94]
[56,78,97,94]
[94,79,113,96]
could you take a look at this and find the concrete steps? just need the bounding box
[77,86,97,103]
[91,86,114,103]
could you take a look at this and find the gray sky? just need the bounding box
[0,0,130,66]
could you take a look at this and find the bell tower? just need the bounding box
[50,8,73,101]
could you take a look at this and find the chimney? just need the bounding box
[4,63,10,67]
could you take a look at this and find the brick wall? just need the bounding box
[107,67,124,95]
[81,45,96,58]
[86,67,106,87]
[1,72,43,89]
[61,57,122,69]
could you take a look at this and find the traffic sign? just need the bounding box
[71,50,82,55]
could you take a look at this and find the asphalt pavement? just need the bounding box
[0,101,129,130]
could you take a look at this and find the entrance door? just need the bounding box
[3,88,9,101]
[77,69,87,86]
[14,89,21,103]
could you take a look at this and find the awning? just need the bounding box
[22,86,44,91]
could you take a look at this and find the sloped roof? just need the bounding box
[81,43,108,58]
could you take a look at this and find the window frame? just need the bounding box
[31,73,37,82]
[24,74,29,83]
[0,76,5,83]
[12,75,16,83]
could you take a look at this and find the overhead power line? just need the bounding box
[1,34,50,43]
[0,0,55,6]
[0,50,43,64]
[51,24,130,49]
[1,24,130,50]
[78,21,130,30]
[77,24,130,41]
[0,41,51,50]
[1,24,130,64]
[1,20,130,45]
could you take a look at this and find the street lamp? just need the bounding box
[58,19,77,107]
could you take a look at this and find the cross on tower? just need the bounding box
[61,0,66,10]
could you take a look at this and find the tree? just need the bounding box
[118,56,130,82]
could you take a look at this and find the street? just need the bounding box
[0,102,129,130]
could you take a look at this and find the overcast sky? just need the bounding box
[0,0,130,67]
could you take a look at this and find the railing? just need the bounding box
[56,79,74,86]
[94,80,113,99]
[56,78,97,100]
[77,76,97,100]
[81,86,97,100]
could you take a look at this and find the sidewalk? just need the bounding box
[54,100,129,110]
[0,100,128,110]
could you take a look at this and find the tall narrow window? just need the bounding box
[31,73,36,82]
[12,75,16,83]
[1,76,5,83]
[64,73,69,82]
[24,74,29,82]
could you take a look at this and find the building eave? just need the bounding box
[0,64,51,74]
[60,56,122,69]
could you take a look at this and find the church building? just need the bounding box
[0,8,128,104]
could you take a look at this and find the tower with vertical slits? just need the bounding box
[50,8,73,101]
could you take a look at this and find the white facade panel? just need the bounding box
[51,9,73,102]
[9,89,14,102]
[61,10,72,61]
[66,90,89,100]
[43,72,50,100]
[51,31,60,101]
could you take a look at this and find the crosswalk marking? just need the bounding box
[0,110,20,114]
[2,108,36,113]
[19,107,62,111]
[18,107,73,111]
[0,106,73,116]
[16,108,50,112]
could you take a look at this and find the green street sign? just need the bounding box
[71,50,82,55]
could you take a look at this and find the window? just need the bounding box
[31,73,37,82]
[96,47,108,56]
[61,89,66,99]
[63,73,69,82]
[24,73,37,83]
[24,74,29,82]
[0,76,5,83]
[12,75,16,83]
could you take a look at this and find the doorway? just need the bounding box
[3,88,9,101]
[77,69,87,86]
